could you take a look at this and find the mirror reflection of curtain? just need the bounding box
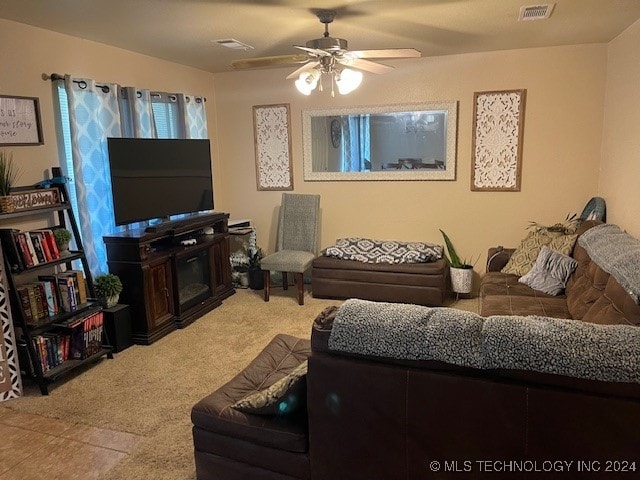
[341,115,370,172]
[312,119,329,172]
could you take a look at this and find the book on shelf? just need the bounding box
[31,333,71,372]
[16,232,35,268]
[69,310,104,359]
[0,228,25,271]
[56,275,78,313]
[1,228,63,272]
[35,279,59,317]
[29,232,47,264]
[61,270,88,305]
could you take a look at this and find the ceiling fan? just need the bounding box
[231,10,421,95]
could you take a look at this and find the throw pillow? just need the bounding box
[502,230,579,276]
[548,233,578,256]
[519,246,578,295]
[501,230,560,276]
[232,360,308,416]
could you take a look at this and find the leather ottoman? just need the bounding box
[191,334,311,480]
[311,256,449,306]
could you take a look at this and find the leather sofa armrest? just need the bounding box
[486,247,516,272]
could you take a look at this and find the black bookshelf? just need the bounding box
[0,170,113,395]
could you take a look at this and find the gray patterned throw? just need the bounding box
[328,299,640,383]
[578,223,640,303]
[324,237,443,264]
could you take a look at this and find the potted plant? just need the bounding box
[53,228,72,255]
[0,150,20,213]
[439,229,474,295]
[94,273,123,308]
[247,247,264,290]
[233,264,250,288]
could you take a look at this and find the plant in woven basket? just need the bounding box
[0,150,21,212]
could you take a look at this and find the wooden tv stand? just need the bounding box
[103,212,234,344]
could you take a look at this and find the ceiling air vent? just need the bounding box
[518,4,555,21]
[213,38,254,50]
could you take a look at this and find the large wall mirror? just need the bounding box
[303,101,458,181]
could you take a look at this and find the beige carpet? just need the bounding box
[2,289,479,480]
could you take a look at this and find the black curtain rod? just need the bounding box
[42,73,110,92]
[42,73,206,102]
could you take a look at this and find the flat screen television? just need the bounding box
[107,137,213,226]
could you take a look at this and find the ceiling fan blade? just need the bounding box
[293,45,332,57]
[347,48,422,59]
[339,58,394,74]
[231,54,309,70]
[285,61,320,79]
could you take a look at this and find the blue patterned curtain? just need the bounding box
[62,76,122,275]
[340,114,370,172]
[180,94,208,139]
[56,76,208,275]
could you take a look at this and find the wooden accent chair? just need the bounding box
[261,193,321,305]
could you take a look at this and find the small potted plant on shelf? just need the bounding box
[247,247,264,290]
[53,228,72,255]
[440,229,474,295]
[0,150,21,213]
[94,273,123,308]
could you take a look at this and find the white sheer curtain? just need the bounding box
[56,75,208,275]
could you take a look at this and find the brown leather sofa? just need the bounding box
[192,220,640,479]
[480,220,640,324]
[311,256,449,306]
[191,334,311,480]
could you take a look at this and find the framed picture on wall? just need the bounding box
[471,89,526,191]
[0,95,44,146]
[253,104,294,191]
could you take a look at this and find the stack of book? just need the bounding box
[16,271,88,324]
[0,228,63,271]
[28,310,104,373]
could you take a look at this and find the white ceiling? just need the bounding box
[2,0,640,74]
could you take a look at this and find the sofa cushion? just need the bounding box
[501,229,577,276]
[232,361,308,416]
[519,246,578,295]
[191,334,311,453]
[480,293,571,318]
[479,271,571,318]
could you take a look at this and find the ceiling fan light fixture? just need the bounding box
[335,68,363,95]
[295,69,320,95]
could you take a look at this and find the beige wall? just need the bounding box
[600,19,640,238]
[1,17,612,270]
[214,45,606,266]
[0,18,218,202]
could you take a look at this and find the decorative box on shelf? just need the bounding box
[9,189,61,212]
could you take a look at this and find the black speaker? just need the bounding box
[103,304,133,353]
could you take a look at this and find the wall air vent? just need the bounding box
[518,4,555,21]
[213,38,254,50]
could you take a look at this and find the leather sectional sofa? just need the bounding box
[192,219,640,479]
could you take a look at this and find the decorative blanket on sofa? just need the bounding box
[328,299,640,383]
[578,223,640,303]
[324,237,443,264]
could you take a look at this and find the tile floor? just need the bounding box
[0,407,141,479]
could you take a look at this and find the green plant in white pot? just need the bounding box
[53,228,72,255]
[440,229,474,295]
[94,273,123,308]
